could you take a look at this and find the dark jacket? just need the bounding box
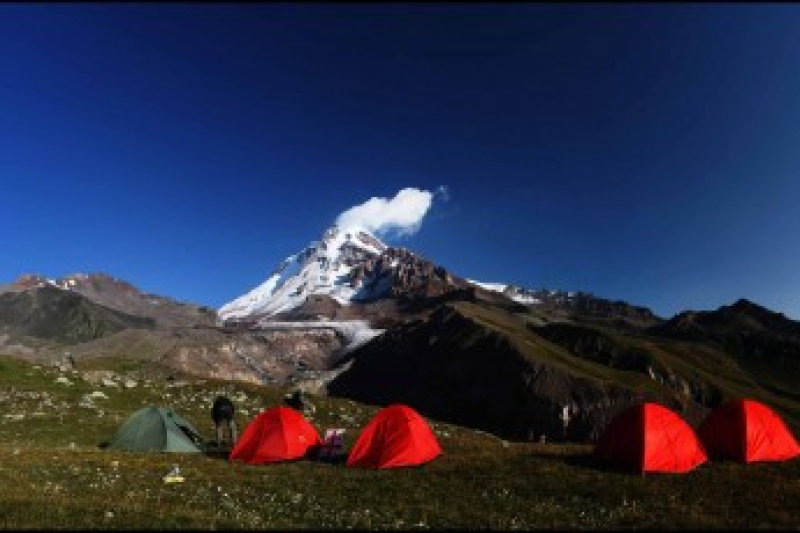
[212,396,235,423]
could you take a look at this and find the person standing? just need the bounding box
[211,395,237,447]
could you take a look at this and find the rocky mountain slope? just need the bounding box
[2,273,216,328]
[0,285,155,345]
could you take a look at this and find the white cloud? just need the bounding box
[334,187,438,238]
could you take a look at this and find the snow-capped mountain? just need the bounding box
[218,223,584,325]
[219,223,484,324]
[218,223,662,328]
[219,226,393,322]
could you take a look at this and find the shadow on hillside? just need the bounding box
[560,452,627,474]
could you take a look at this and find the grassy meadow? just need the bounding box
[0,354,798,529]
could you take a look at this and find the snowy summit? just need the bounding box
[218,226,391,322]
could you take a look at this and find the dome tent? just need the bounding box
[106,406,205,453]
[346,404,442,469]
[229,406,322,464]
[594,402,707,473]
[697,398,800,463]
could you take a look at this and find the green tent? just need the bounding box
[106,406,206,453]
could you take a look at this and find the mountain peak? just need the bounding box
[219,225,391,322]
[655,297,797,339]
[729,298,765,314]
[731,297,755,308]
[218,223,471,324]
[722,297,789,327]
[322,225,388,253]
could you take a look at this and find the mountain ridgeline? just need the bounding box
[0,284,155,344]
[2,226,799,442]
[2,273,218,328]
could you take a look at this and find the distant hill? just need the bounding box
[0,285,154,344]
[650,298,800,402]
[2,273,217,328]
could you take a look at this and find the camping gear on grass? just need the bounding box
[228,406,322,464]
[594,402,707,473]
[346,404,442,469]
[697,398,800,463]
[318,428,346,460]
[106,406,205,453]
[162,464,185,483]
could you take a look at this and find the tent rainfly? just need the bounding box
[229,406,322,464]
[697,399,800,463]
[106,406,205,453]
[346,404,442,469]
[594,402,707,473]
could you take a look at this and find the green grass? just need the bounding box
[0,354,799,529]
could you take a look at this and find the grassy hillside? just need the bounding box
[460,300,800,429]
[0,354,798,529]
[329,300,800,444]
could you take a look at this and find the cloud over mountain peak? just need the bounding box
[334,187,438,238]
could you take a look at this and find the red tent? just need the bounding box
[697,399,800,463]
[229,406,322,464]
[346,404,442,468]
[594,402,707,473]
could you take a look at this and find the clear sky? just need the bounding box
[3,3,800,320]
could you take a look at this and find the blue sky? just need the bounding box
[3,3,800,319]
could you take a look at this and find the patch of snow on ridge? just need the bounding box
[467,279,508,293]
[510,293,541,305]
[467,278,541,305]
